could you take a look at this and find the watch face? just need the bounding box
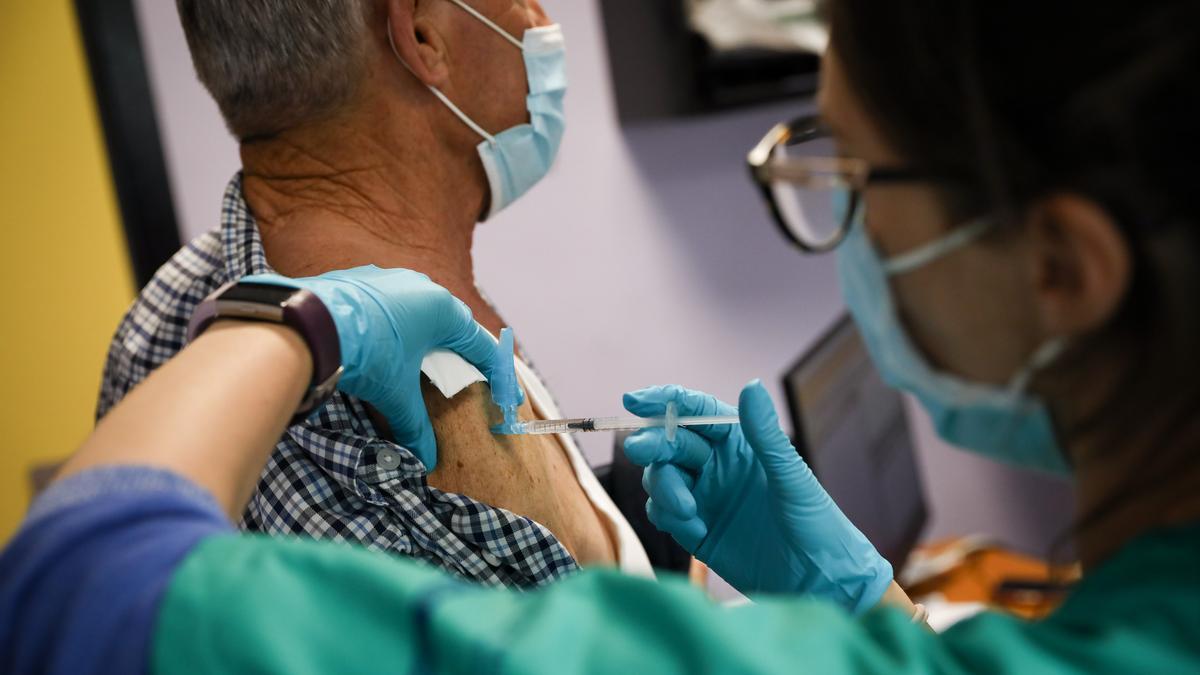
[220,283,297,305]
[215,283,298,322]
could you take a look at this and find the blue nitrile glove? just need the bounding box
[244,266,496,471]
[622,381,893,614]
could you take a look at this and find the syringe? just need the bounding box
[494,401,739,442]
[487,327,739,441]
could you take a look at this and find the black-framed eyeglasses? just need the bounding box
[747,114,962,253]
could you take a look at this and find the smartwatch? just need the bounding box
[187,281,343,423]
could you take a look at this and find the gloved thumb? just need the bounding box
[387,380,440,471]
[738,380,803,482]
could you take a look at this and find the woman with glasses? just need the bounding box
[3,0,1196,672]
[624,0,1199,669]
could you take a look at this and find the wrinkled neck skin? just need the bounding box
[240,108,506,336]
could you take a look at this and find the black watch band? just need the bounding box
[187,281,343,424]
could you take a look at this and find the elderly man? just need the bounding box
[97,0,652,586]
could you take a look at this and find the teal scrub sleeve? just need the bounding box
[154,523,1200,675]
[155,534,921,674]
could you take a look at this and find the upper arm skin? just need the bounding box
[423,380,617,565]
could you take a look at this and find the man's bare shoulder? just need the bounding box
[424,380,617,566]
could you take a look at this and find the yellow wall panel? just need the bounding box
[0,1,135,542]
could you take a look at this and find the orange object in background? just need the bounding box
[903,537,1080,620]
[690,537,1077,620]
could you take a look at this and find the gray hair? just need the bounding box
[176,0,375,140]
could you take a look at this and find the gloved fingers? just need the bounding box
[623,427,712,471]
[320,264,429,284]
[623,384,736,418]
[643,463,697,520]
[623,384,737,439]
[646,499,707,552]
[385,382,440,471]
[738,380,816,493]
[435,312,498,383]
[643,461,697,495]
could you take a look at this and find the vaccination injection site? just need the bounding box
[3,0,1200,672]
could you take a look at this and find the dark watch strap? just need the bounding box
[187,281,343,424]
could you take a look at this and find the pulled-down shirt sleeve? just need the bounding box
[0,466,234,675]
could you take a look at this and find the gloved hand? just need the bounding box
[244,266,496,470]
[622,381,892,614]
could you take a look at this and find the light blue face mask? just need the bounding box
[833,193,1072,476]
[389,0,566,220]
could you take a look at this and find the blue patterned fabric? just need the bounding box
[96,174,578,587]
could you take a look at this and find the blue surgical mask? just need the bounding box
[389,0,566,220]
[834,193,1072,476]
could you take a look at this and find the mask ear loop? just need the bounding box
[1008,338,1068,396]
[386,22,498,145]
[882,217,994,276]
[445,0,525,49]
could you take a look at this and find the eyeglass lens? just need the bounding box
[766,132,852,250]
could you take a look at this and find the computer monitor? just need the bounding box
[782,314,928,569]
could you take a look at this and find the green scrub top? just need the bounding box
[153,521,1200,674]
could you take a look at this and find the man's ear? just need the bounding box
[386,0,450,88]
[526,0,552,27]
[1027,194,1132,338]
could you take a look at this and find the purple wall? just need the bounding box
[133,0,1074,556]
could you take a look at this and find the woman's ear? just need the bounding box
[386,0,450,88]
[1027,194,1132,337]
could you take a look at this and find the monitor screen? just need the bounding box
[782,315,928,569]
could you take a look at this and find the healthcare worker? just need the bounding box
[3,0,1199,672]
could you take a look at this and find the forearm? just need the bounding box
[58,321,312,519]
[879,581,922,619]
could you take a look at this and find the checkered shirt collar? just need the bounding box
[221,174,275,279]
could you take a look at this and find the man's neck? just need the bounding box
[239,115,505,333]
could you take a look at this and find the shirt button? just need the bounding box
[480,550,502,566]
[378,449,402,470]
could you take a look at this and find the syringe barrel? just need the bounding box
[516,419,576,435]
[677,415,741,427]
[517,416,660,435]
[589,416,659,432]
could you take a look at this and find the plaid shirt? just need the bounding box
[97,175,578,587]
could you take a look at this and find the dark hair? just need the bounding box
[826,0,1200,547]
